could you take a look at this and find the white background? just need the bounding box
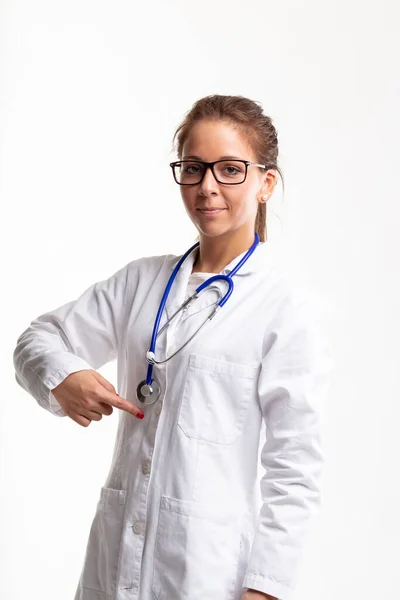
[1,1,399,599]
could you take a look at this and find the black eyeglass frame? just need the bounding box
[169,159,269,186]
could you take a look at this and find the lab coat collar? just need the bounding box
[219,240,273,276]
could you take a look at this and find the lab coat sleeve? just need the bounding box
[13,261,133,417]
[242,292,335,600]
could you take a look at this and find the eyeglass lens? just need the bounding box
[174,161,246,184]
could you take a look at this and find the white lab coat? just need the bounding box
[13,241,334,600]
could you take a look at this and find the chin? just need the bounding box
[196,226,232,239]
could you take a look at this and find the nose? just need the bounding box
[199,164,219,193]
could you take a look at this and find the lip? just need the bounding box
[197,208,226,215]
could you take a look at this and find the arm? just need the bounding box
[241,293,334,600]
[13,260,134,416]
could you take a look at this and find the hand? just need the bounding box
[241,589,278,600]
[50,369,145,426]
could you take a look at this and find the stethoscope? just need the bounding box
[136,232,260,405]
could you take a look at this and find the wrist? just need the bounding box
[243,589,278,600]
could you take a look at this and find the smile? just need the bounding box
[198,208,226,216]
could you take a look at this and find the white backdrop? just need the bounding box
[1,1,399,599]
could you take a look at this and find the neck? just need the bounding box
[191,228,256,274]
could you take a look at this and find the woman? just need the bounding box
[13,94,334,600]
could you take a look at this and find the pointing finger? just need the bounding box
[107,392,144,419]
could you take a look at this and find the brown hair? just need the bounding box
[171,94,284,242]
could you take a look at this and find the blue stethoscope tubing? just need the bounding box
[136,232,260,404]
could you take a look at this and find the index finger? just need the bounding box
[105,392,144,418]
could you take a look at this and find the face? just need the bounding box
[178,120,277,242]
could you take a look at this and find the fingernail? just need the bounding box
[136,412,145,419]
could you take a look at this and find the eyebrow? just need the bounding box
[182,155,244,161]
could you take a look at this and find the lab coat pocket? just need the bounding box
[151,495,241,600]
[80,487,127,596]
[178,353,257,444]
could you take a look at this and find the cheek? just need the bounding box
[180,191,195,211]
[230,193,256,215]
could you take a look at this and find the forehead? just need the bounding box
[182,120,255,160]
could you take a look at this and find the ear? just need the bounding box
[258,169,277,202]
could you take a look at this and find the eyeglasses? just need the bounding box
[169,159,268,186]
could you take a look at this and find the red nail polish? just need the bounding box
[136,412,145,419]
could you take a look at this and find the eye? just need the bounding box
[217,162,245,177]
[224,165,240,174]
[184,164,201,174]
[180,162,204,175]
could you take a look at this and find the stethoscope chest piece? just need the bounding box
[136,379,161,405]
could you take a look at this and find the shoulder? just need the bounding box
[262,240,334,334]
[125,252,174,271]
[122,252,179,284]
[261,255,335,373]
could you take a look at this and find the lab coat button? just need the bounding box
[132,521,142,535]
[142,460,151,475]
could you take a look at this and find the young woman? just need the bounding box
[13,94,334,600]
